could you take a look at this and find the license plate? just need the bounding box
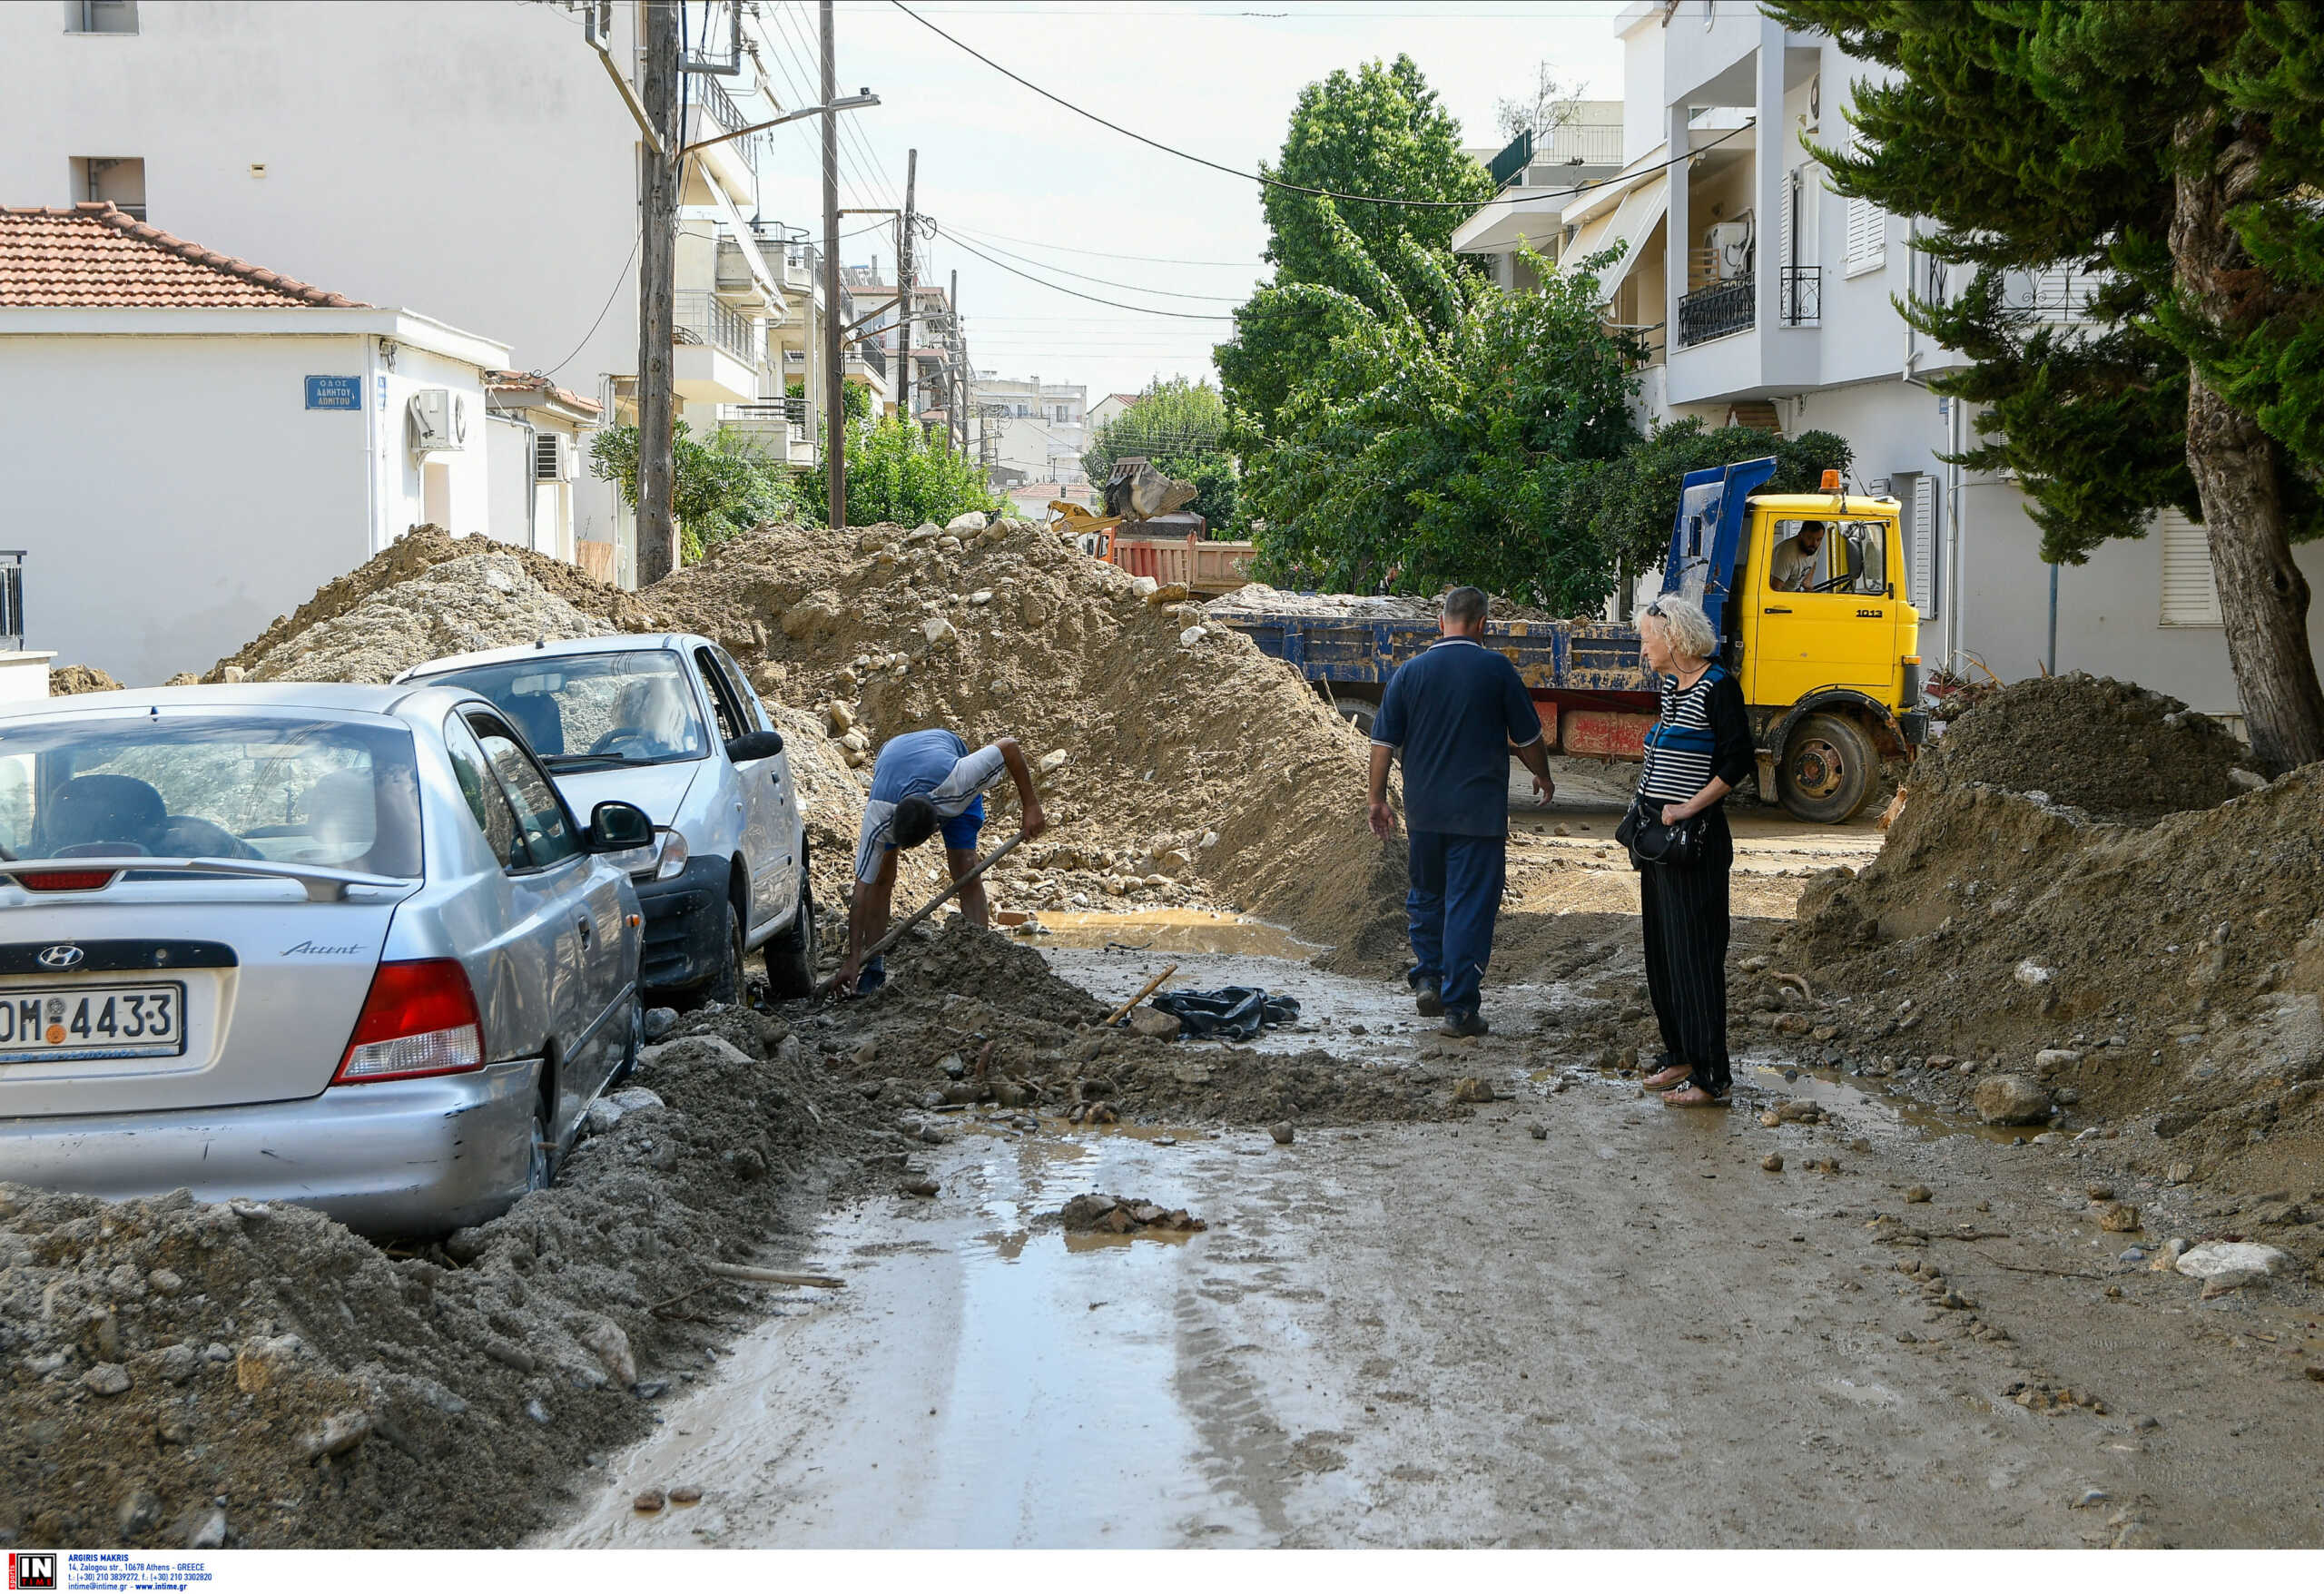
[0,983,187,1062]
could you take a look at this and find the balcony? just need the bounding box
[691,74,761,176]
[1678,274,1754,348]
[673,290,759,403]
[716,402,811,462]
[2004,266,2102,323]
[1779,265,1820,328]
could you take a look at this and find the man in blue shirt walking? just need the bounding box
[1367,587,1553,1037]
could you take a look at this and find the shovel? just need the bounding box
[814,831,1027,998]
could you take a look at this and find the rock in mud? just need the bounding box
[1528,1123,1548,1140]
[184,1509,228,1550]
[902,1177,940,1198]
[1059,1193,1206,1234]
[2175,1241,2292,1280]
[299,1408,374,1462]
[1905,1185,1932,1203]
[634,1490,666,1513]
[1128,1006,1183,1040]
[575,1315,638,1389]
[2095,1202,2142,1233]
[1451,1077,1497,1104]
[1269,1121,1295,1144]
[1774,1099,1825,1125]
[1761,1153,1785,1172]
[81,1363,131,1397]
[1974,1075,2052,1126]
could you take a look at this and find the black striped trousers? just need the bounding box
[1639,858,1732,1094]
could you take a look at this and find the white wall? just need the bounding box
[1,333,374,684]
[0,0,644,555]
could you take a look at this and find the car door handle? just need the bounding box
[1763,605,1793,615]
[576,915,593,945]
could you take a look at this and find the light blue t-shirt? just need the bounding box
[853,729,1005,883]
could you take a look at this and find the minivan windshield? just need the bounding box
[422,652,708,771]
[0,714,422,877]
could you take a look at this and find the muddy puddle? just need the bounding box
[1029,908,1323,960]
[1746,1058,2035,1146]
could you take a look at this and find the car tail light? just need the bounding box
[15,870,120,892]
[332,959,485,1084]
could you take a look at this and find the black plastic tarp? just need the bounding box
[1139,987,1300,1041]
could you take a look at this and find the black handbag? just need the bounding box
[1617,795,1708,869]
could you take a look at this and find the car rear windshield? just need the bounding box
[0,714,423,878]
[423,651,708,768]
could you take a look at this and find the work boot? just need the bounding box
[1438,1009,1489,1038]
[1411,975,1443,1018]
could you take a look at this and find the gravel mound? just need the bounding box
[1917,673,2253,823]
[0,1008,881,1550]
[47,664,123,695]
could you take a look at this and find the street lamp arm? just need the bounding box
[683,93,879,156]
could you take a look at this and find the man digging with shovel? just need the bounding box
[835,729,1047,995]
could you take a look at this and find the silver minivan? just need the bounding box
[0,684,647,1234]
[399,634,816,1004]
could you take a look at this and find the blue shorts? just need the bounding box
[940,794,985,853]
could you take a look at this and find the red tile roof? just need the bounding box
[482,369,605,417]
[0,202,367,309]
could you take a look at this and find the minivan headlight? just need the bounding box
[611,829,688,881]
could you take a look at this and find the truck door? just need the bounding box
[1748,513,1901,706]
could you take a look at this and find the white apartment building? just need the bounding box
[0,0,811,589]
[972,374,1088,487]
[1463,1,2324,723]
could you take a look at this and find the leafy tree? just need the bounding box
[798,411,1001,530]
[1219,56,1496,438]
[590,420,799,560]
[1769,0,2324,772]
[1558,419,1854,603]
[1239,224,1644,612]
[1081,377,1241,532]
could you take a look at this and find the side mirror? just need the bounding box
[587,800,655,852]
[724,728,786,763]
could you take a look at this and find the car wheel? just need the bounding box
[1777,712,1878,824]
[693,892,745,1008]
[608,1000,642,1088]
[526,1084,557,1194]
[763,872,819,999]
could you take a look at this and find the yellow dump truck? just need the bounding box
[1214,458,1927,822]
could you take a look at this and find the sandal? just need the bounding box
[1641,1063,1692,1091]
[1661,1084,1730,1108]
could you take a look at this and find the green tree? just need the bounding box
[1218,56,1496,438]
[1081,377,1241,532]
[1558,418,1854,601]
[590,420,799,560]
[798,411,1001,530]
[1238,226,1644,612]
[1768,0,2324,772]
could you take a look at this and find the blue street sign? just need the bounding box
[305,375,361,410]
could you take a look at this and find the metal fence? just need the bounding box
[1487,130,1532,190]
[691,74,760,174]
[674,290,755,364]
[1677,275,1755,347]
[1779,265,1821,327]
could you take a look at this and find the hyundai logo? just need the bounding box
[36,944,85,970]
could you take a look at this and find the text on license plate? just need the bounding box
[0,983,187,1061]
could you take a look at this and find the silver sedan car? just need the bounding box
[0,684,649,1234]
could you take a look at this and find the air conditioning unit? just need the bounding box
[407,389,468,453]
[533,431,577,483]
[1707,221,1753,280]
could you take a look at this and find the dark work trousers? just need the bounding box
[1639,859,1733,1093]
[1405,829,1506,1018]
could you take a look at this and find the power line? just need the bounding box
[941,221,1264,269]
[935,225,1237,320]
[924,226,1253,300]
[892,0,1748,210]
[541,223,643,378]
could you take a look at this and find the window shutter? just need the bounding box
[2159,511,2221,626]
[532,432,562,483]
[1909,472,1937,615]
[1844,126,1882,273]
[1780,167,1795,271]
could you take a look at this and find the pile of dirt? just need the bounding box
[47,664,123,695]
[799,918,1459,1127]
[1775,694,2324,1195]
[1058,1193,1206,1234]
[630,518,1406,952]
[202,527,648,683]
[0,1008,884,1550]
[1915,673,2254,822]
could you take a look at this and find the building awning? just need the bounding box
[1563,171,1667,301]
[1450,191,1573,257]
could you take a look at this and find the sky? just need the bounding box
[734,0,1630,403]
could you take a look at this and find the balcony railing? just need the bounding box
[0,551,22,653]
[1677,274,1755,347]
[851,340,887,382]
[1779,265,1821,327]
[716,404,807,455]
[691,74,761,174]
[1532,121,1624,171]
[1487,129,1532,190]
[2004,266,2102,323]
[674,290,755,364]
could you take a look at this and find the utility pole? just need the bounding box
[899,148,917,433]
[949,267,960,452]
[820,0,845,534]
[635,0,682,586]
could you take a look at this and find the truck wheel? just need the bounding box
[763,872,819,999]
[1335,702,1377,736]
[1777,713,1878,823]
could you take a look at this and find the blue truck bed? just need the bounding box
[1211,613,1659,705]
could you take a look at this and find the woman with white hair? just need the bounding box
[1625,593,1755,1107]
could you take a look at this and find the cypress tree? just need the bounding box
[1770,0,2324,772]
